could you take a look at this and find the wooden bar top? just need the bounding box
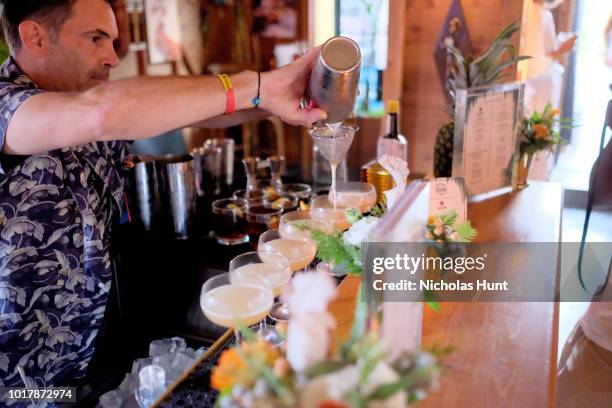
[328,181,563,407]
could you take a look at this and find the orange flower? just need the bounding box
[427,215,435,225]
[551,108,561,116]
[211,348,246,391]
[319,401,350,408]
[533,123,550,140]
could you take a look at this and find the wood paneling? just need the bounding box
[328,181,563,407]
[400,0,525,175]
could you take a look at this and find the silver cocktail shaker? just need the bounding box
[307,36,361,124]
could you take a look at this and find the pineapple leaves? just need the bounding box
[493,22,520,43]
[453,21,530,90]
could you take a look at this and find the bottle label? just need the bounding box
[377,138,407,161]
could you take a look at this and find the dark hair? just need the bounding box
[0,0,113,53]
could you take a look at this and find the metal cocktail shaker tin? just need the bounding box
[307,36,361,124]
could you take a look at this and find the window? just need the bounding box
[337,0,389,117]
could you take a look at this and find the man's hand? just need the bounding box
[260,48,327,127]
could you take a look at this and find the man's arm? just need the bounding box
[2,48,326,155]
[193,108,270,129]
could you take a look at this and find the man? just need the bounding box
[0,0,326,390]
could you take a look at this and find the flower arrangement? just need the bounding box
[519,104,569,157]
[212,271,441,408]
[425,210,477,244]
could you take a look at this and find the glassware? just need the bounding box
[267,156,285,190]
[233,188,268,206]
[279,210,333,240]
[242,157,260,192]
[229,251,291,297]
[212,198,248,245]
[312,146,348,193]
[258,229,317,322]
[204,138,235,188]
[333,182,377,213]
[246,205,281,247]
[278,183,313,203]
[267,192,299,214]
[200,273,273,342]
[258,229,317,273]
[192,145,222,197]
[309,124,358,211]
[230,251,291,337]
[310,195,353,231]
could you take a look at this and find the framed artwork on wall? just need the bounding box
[145,0,183,64]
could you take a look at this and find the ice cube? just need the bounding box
[152,353,174,372]
[118,373,138,392]
[149,337,186,357]
[194,347,207,358]
[131,357,154,375]
[100,390,125,408]
[171,352,196,373]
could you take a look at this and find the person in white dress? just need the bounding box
[522,0,577,179]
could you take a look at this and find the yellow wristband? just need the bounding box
[217,74,235,114]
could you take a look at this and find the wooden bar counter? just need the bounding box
[328,181,563,407]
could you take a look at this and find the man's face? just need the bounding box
[43,0,119,91]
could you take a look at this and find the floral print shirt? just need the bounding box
[0,58,126,394]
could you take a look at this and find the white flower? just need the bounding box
[285,271,337,373]
[343,216,380,246]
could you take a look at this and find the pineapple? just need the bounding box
[433,23,529,177]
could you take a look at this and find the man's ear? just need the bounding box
[18,20,49,55]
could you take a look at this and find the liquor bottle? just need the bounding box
[360,100,408,202]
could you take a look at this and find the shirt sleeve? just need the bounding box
[0,81,43,153]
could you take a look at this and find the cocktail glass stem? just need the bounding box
[233,329,243,345]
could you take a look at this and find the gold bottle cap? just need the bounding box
[387,100,400,114]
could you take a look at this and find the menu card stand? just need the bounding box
[452,83,524,197]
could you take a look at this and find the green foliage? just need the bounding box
[310,229,362,275]
[519,103,572,156]
[454,221,478,243]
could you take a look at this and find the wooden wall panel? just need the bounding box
[401,0,525,175]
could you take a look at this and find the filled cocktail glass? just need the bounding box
[309,124,358,210]
[246,205,282,248]
[333,181,377,213]
[229,251,291,297]
[279,210,333,240]
[310,195,353,231]
[211,198,249,245]
[258,229,317,273]
[200,273,273,342]
[258,229,317,322]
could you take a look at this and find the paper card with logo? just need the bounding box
[427,177,468,223]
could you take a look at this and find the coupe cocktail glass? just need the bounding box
[333,181,377,213]
[200,273,273,342]
[258,229,317,322]
[279,210,333,240]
